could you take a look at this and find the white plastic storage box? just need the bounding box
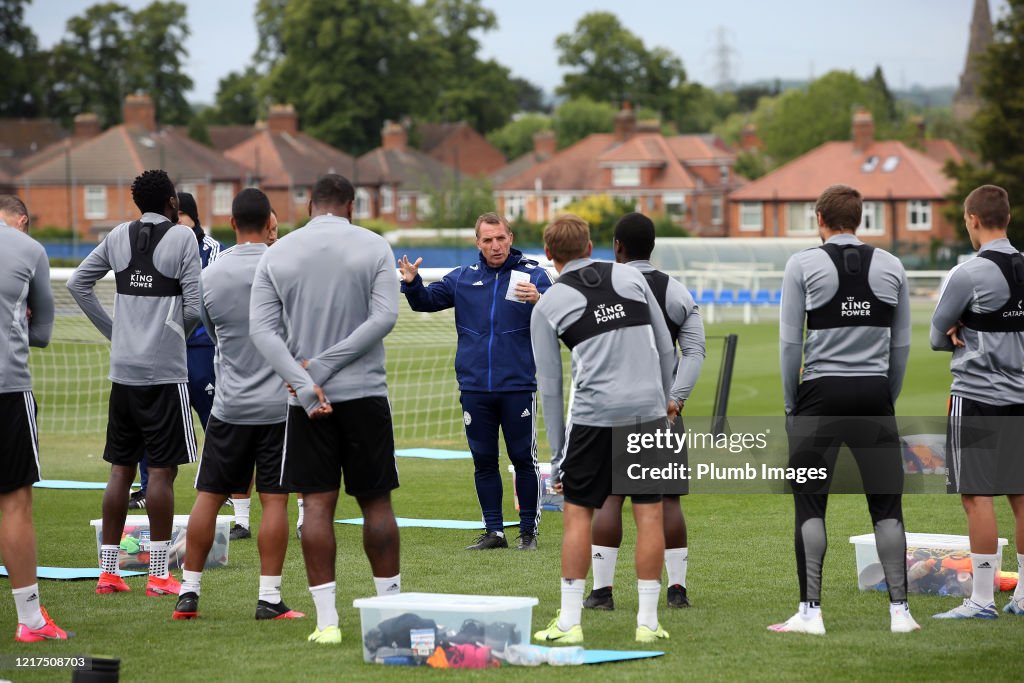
[507,463,563,511]
[850,532,1007,597]
[353,592,538,664]
[91,514,231,570]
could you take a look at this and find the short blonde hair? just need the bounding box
[544,213,590,263]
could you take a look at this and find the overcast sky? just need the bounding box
[26,0,1003,104]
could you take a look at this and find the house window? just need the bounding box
[663,193,685,218]
[786,202,818,235]
[84,186,107,219]
[612,165,641,187]
[505,195,526,219]
[179,183,198,199]
[739,202,763,231]
[380,186,394,213]
[548,194,573,219]
[417,195,432,220]
[354,188,371,219]
[293,187,309,204]
[398,196,411,221]
[907,200,931,231]
[213,183,233,216]
[712,196,723,225]
[719,165,729,185]
[858,202,885,236]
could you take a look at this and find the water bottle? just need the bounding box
[504,644,547,666]
[545,646,584,666]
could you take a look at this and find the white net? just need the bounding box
[32,271,467,446]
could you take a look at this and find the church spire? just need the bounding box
[953,0,993,121]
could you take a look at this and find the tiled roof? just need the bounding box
[0,119,67,159]
[18,124,248,185]
[729,140,954,202]
[355,147,455,190]
[225,130,356,189]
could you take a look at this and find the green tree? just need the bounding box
[486,113,552,159]
[0,0,43,116]
[866,65,898,125]
[128,1,193,124]
[553,97,616,149]
[563,194,636,245]
[261,0,434,153]
[421,176,497,228]
[206,68,263,125]
[511,77,547,113]
[555,11,686,120]
[946,0,1024,243]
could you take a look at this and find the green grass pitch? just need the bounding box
[4,305,1022,682]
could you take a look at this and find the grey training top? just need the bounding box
[627,260,706,402]
[779,233,911,414]
[201,243,288,425]
[0,222,54,392]
[531,258,676,473]
[250,214,399,414]
[930,238,1024,405]
[67,212,201,385]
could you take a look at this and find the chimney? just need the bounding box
[533,130,556,157]
[74,113,101,140]
[268,104,298,135]
[910,114,926,146]
[382,120,407,150]
[614,101,636,142]
[852,109,875,152]
[122,93,156,132]
[740,123,763,151]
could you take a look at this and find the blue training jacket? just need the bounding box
[401,248,552,393]
[187,228,222,348]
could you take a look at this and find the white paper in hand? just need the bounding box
[505,270,531,303]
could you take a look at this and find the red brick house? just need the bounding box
[494,104,739,236]
[0,117,69,193]
[416,121,506,176]
[354,122,455,226]
[727,110,959,250]
[224,104,356,224]
[16,95,248,235]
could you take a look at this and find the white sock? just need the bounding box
[100,544,120,576]
[234,498,251,529]
[259,575,282,604]
[799,601,821,619]
[665,547,688,587]
[890,600,910,616]
[181,569,203,596]
[591,545,619,590]
[970,552,997,606]
[149,539,170,579]
[495,530,505,538]
[309,581,338,631]
[296,497,304,526]
[373,574,401,596]
[1014,553,1024,601]
[557,578,584,631]
[12,584,45,630]
[637,579,661,630]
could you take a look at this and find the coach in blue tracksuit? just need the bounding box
[399,212,551,551]
[133,192,220,508]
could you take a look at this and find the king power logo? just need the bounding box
[593,302,627,324]
[841,296,871,317]
[129,269,154,289]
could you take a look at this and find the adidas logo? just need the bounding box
[386,583,399,592]
[977,561,992,569]
[521,408,531,418]
[27,593,38,602]
[593,553,604,560]
[205,383,215,393]
[472,281,484,286]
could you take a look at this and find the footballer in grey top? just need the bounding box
[779,233,911,415]
[531,258,676,468]
[249,214,399,415]
[930,238,1024,405]
[626,259,706,404]
[66,211,202,385]
[200,243,287,424]
[0,221,54,392]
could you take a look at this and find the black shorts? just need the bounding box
[195,417,287,495]
[787,376,902,495]
[104,382,197,468]
[560,424,662,509]
[0,391,41,493]
[282,396,399,497]
[946,395,1024,495]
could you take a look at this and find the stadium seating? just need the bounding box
[691,288,783,324]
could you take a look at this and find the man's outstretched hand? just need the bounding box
[398,255,423,284]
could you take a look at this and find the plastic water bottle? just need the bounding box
[545,646,584,666]
[504,644,547,666]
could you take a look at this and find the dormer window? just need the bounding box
[612,165,641,187]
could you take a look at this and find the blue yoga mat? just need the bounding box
[0,567,145,580]
[33,480,139,490]
[582,650,665,665]
[395,448,472,460]
[336,517,518,530]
